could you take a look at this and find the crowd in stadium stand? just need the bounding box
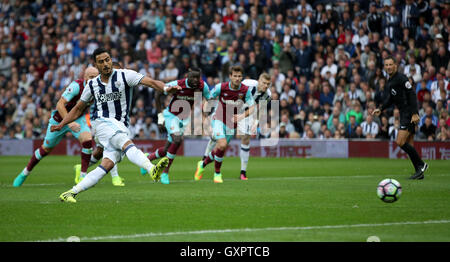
[0,0,449,142]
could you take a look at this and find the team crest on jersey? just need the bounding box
[114,81,122,88]
[391,89,397,96]
[238,93,244,100]
[405,81,412,89]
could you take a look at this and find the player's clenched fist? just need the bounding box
[50,124,63,132]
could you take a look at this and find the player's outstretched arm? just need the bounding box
[140,76,181,93]
[51,100,88,132]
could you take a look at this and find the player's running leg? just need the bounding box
[110,164,124,186]
[75,143,101,183]
[13,145,51,187]
[70,116,94,184]
[203,136,217,161]
[405,131,428,179]
[13,118,66,187]
[159,135,183,184]
[212,138,227,183]
[194,137,216,181]
[61,159,115,203]
[239,134,250,180]
[122,142,168,182]
[79,133,93,184]
[396,130,426,179]
[140,142,169,175]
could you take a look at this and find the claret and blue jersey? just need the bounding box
[209,81,255,129]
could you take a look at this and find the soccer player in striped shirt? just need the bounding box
[52,47,180,203]
[74,61,126,186]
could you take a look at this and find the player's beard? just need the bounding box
[102,66,112,77]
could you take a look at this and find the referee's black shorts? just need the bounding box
[399,112,416,134]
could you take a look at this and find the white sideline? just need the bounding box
[38,219,450,242]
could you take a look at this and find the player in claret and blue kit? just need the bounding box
[12,67,99,187]
[139,69,211,184]
[194,65,255,183]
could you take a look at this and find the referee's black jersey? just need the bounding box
[380,72,419,115]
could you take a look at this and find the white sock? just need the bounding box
[110,164,119,178]
[125,144,154,172]
[72,165,108,194]
[22,167,30,176]
[204,138,217,158]
[240,144,250,171]
[89,155,100,167]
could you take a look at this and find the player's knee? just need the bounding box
[217,139,228,151]
[42,146,53,153]
[93,147,103,159]
[110,133,131,151]
[79,132,92,144]
[395,139,405,147]
[100,158,115,171]
[82,139,93,149]
[241,135,250,145]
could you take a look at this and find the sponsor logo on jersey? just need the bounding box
[96,91,123,103]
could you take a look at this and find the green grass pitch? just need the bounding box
[0,155,449,242]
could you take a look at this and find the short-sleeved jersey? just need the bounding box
[166,78,210,119]
[241,79,272,108]
[81,69,144,127]
[381,72,418,115]
[210,81,254,129]
[53,79,85,123]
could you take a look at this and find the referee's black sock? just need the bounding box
[400,143,424,170]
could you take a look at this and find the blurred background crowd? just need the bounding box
[0,0,449,142]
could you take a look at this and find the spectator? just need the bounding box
[345,101,364,125]
[360,114,379,139]
[389,119,400,141]
[159,60,178,82]
[419,106,439,127]
[419,115,437,140]
[320,56,338,79]
[142,116,160,139]
[319,83,334,106]
[436,125,449,141]
[0,0,446,143]
[344,115,358,138]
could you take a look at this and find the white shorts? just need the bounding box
[91,117,131,164]
[237,116,255,136]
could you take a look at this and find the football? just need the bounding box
[377,178,402,203]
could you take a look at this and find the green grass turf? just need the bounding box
[0,155,449,242]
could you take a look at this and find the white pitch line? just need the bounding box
[5,174,448,187]
[38,219,450,242]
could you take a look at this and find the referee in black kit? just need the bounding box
[372,56,428,180]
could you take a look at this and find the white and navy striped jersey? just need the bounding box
[241,79,272,109]
[80,69,144,127]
